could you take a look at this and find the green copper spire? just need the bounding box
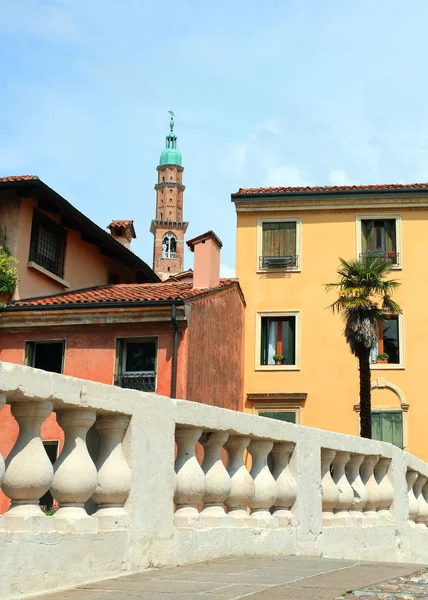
[159,110,182,167]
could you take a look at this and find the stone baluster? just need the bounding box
[200,431,231,526]
[414,474,428,528]
[51,409,98,532]
[375,457,394,522]
[271,442,296,527]
[361,455,381,524]
[332,451,354,526]
[417,479,428,527]
[174,427,205,527]
[91,414,131,530]
[2,400,54,530]
[321,448,339,527]
[347,454,368,524]
[248,439,277,524]
[225,435,255,524]
[0,394,5,488]
[406,470,420,526]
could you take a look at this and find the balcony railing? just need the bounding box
[260,255,298,269]
[114,372,156,392]
[360,251,399,265]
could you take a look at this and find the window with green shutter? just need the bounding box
[372,411,403,448]
[259,411,296,424]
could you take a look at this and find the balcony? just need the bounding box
[360,251,399,265]
[114,372,156,392]
[260,255,298,269]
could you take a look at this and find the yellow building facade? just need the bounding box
[232,183,428,461]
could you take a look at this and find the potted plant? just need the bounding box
[0,246,18,305]
[272,354,284,365]
[376,352,389,364]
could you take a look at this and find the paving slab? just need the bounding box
[33,555,424,600]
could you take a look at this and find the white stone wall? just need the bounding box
[0,361,427,599]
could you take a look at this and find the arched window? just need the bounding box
[162,232,177,259]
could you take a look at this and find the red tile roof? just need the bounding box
[235,182,428,195]
[0,175,39,183]
[10,280,238,309]
[167,269,194,281]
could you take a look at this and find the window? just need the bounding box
[259,411,296,423]
[162,232,177,259]
[370,316,401,366]
[40,441,59,509]
[25,341,65,373]
[29,210,66,278]
[257,217,301,271]
[114,338,157,392]
[259,314,298,367]
[356,214,401,268]
[372,411,403,448]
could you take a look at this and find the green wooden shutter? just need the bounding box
[260,411,296,424]
[372,411,403,449]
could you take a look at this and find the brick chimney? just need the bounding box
[186,230,222,289]
[107,220,136,249]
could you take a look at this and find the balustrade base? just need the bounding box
[200,505,233,528]
[54,505,98,533]
[332,510,352,527]
[272,509,293,527]
[363,511,380,526]
[93,506,129,530]
[378,509,393,524]
[3,513,54,533]
[322,511,335,527]
[251,510,278,528]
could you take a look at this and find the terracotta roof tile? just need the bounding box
[108,220,134,228]
[235,182,428,195]
[11,280,237,309]
[0,175,39,183]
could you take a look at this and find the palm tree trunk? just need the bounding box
[358,348,372,438]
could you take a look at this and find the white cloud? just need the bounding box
[220,264,235,277]
[328,169,357,186]
[263,165,311,187]
[223,143,248,176]
[257,118,280,134]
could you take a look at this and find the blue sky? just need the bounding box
[1,0,428,275]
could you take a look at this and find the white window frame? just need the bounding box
[253,403,301,424]
[255,311,300,371]
[256,216,302,273]
[356,213,402,270]
[371,311,405,370]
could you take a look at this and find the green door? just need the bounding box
[372,411,403,448]
[259,411,296,424]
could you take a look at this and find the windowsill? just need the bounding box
[257,268,301,274]
[27,262,70,288]
[255,365,300,371]
[371,364,405,370]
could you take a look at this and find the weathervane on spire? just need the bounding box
[168,110,175,132]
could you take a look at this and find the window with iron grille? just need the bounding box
[114,338,157,392]
[29,210,66,278]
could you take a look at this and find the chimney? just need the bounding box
[186,230,222,289]
[107,220,136,249]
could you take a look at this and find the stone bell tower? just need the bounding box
[150,111,188,281]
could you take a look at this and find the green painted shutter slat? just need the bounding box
[260,411,296,424]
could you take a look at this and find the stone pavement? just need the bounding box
[34,556,425,600]
[336,565,428,599]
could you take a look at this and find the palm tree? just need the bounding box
[325,258,401,439]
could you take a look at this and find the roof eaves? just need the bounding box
[0,178,159,282]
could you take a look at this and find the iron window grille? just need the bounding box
[260,255,298,269]
[359,251,399,266]
[114,373,156,392]
[29,210,66,278]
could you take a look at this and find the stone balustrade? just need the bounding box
[1,361,428,600]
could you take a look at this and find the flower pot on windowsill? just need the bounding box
[272,354,284,365]
[376,353,389,365]
[0,291,12,305]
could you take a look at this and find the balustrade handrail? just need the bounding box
[1,360,428,600]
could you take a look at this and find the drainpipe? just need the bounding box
[171,304,179,399]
